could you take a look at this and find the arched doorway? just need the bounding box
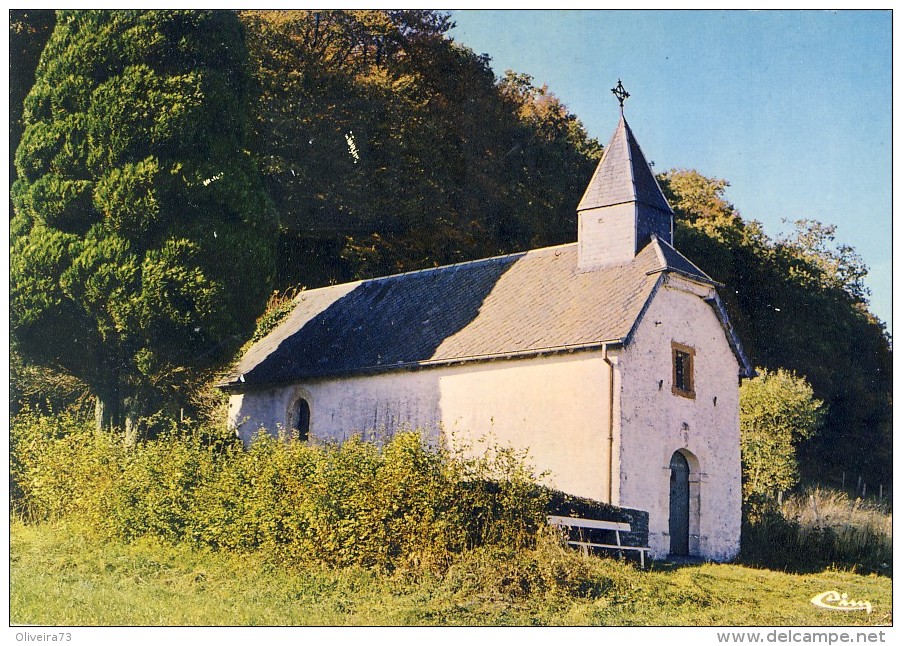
[669,451,690,556]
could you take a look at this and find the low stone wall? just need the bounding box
[545,489,649,549]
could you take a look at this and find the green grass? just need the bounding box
[742,488,892,576]
[11,520,892,626]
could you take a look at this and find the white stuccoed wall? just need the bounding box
[438,354,615,501]
[228,369,444,445]
[227,274,742,562]
[578,203,636,270]
[228,352,615,502]
[616,274,742,561]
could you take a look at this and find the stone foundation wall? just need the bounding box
[546,489,649,550]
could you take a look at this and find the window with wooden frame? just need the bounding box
[671,342,696,399]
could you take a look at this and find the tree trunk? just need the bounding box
[93,377,121,433]
[124,412,140,447]
[94,396,109,433]
[123,392,147,446]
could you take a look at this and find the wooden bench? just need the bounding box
[548,515,651,568]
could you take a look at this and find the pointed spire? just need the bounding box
[577,116,673,215]
[576,87,675,271]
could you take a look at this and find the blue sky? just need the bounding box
[448,9,892,332]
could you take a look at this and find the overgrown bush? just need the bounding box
[741,488,891,575]
[437,528,638,602]
[248,287,302,344]
[739,368,825,512]
[11,412,549,573]
[10,408,118,521]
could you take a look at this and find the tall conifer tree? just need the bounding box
[11,10,277,432]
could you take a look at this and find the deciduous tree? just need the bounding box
[240,10,601,287]
[740,369,825,508]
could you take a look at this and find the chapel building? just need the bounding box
[220,97,754,561]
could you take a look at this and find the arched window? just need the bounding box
[292,398,310,442]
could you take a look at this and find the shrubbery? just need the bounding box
[741,488,892,575]
[436,537,638,602]
[739,368,825,512]
[11,410,548,572]
[734,369,892,574]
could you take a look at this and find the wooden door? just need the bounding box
[669,451,690,556]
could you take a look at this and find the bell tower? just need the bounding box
[577,81,674,271]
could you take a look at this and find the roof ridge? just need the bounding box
[650,234,668,268]
[622,117,673,214]
[287,243,579,301]
[624,117,639,207]
[649,236,720,285]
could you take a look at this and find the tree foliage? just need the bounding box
[739,369,825,508]
[10,10,278,433]
[777,218,870,303]
[9,9,56,188]
[239,10,601,287]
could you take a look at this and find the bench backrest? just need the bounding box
[547,515,631,533]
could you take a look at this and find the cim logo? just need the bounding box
[810,591,873,614]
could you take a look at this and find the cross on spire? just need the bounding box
[611,79,630,114]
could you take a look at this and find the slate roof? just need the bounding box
[577,116,673,214]
[651,236,719,285]
[220,237,727,389]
